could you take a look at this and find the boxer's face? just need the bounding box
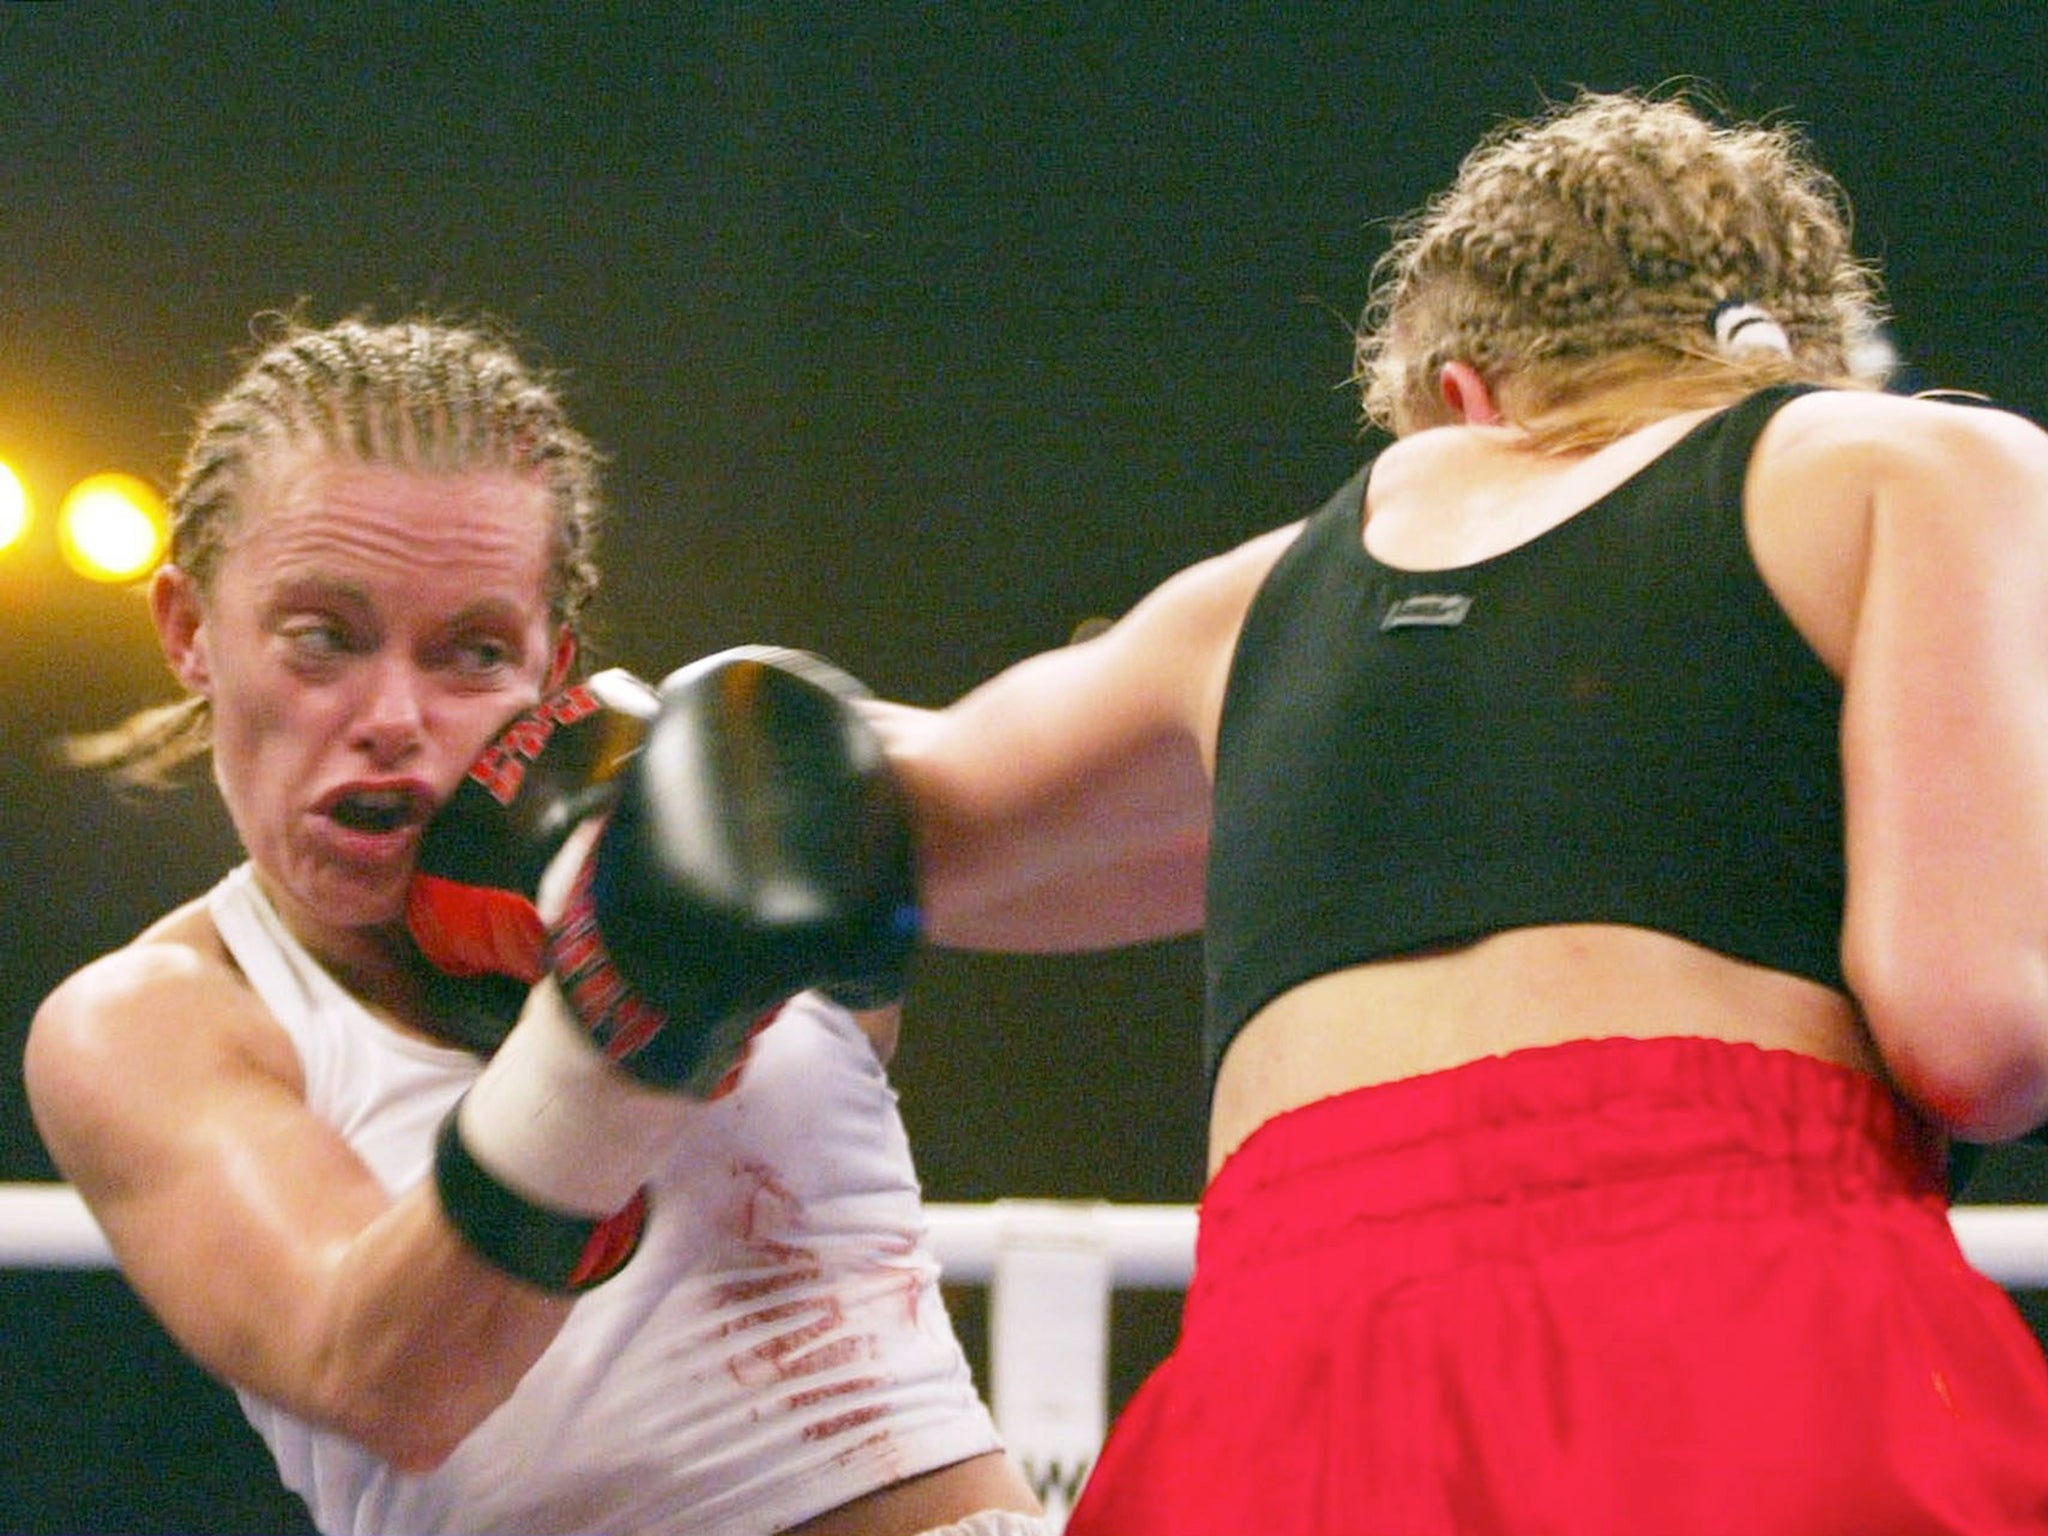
[159,449,563,937]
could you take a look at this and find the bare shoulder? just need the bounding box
[33,898,245,1057]
[1757,389,2048,496]
[1125,519,1305,639]
[26,897,299,1171]
[1098,519,1307,740]
[1745,390,2048,674]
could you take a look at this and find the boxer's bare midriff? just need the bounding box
[1206,923,1877,1177]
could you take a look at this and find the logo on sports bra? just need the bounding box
[1379,593,1473,630]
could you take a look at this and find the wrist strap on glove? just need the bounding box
[433,1106,648,1292]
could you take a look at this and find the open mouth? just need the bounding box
[325,788,428,835]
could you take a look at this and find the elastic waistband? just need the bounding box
[1194,1037,1946,1295]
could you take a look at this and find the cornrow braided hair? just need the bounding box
[1355,90,1889,445]
[69,314,606,789]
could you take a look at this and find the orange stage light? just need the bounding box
[57,472,168,584]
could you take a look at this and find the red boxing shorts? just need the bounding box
[1066,1036,2048,1536]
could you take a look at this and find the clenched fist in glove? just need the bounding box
[409,648,920,1291]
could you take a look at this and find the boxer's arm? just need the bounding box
[25,924,563,1472]
[1775,393,2048,1139]
[872,523,1299,952]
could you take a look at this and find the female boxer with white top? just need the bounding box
[26,314,1044,1536]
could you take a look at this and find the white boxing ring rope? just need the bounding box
[7,1185,2048,1524]
[11,1182,2048,1282]
[0,1184,1220,1279]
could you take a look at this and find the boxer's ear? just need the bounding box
[1439,361,1503,426]
[150,565,211,694]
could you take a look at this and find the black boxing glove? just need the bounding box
[415,649,919,1291]
[574,643,920,1084]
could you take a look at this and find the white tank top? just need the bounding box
[208,863,1001,1536]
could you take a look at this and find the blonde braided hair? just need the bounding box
[1356,90,1890,448]
[71,313,605,788]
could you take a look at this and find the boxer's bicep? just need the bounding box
[26,941,392,1392]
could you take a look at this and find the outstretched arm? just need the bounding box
[876,523,1300,953]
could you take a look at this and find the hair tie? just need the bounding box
[1709,300,1792,359]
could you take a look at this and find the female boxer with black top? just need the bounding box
[875,90,2048,1533]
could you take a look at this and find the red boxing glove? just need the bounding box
[408,668,660,990]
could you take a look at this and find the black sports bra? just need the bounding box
[1204,387,1844,1080]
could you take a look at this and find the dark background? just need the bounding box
[3,3,2046,1529]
